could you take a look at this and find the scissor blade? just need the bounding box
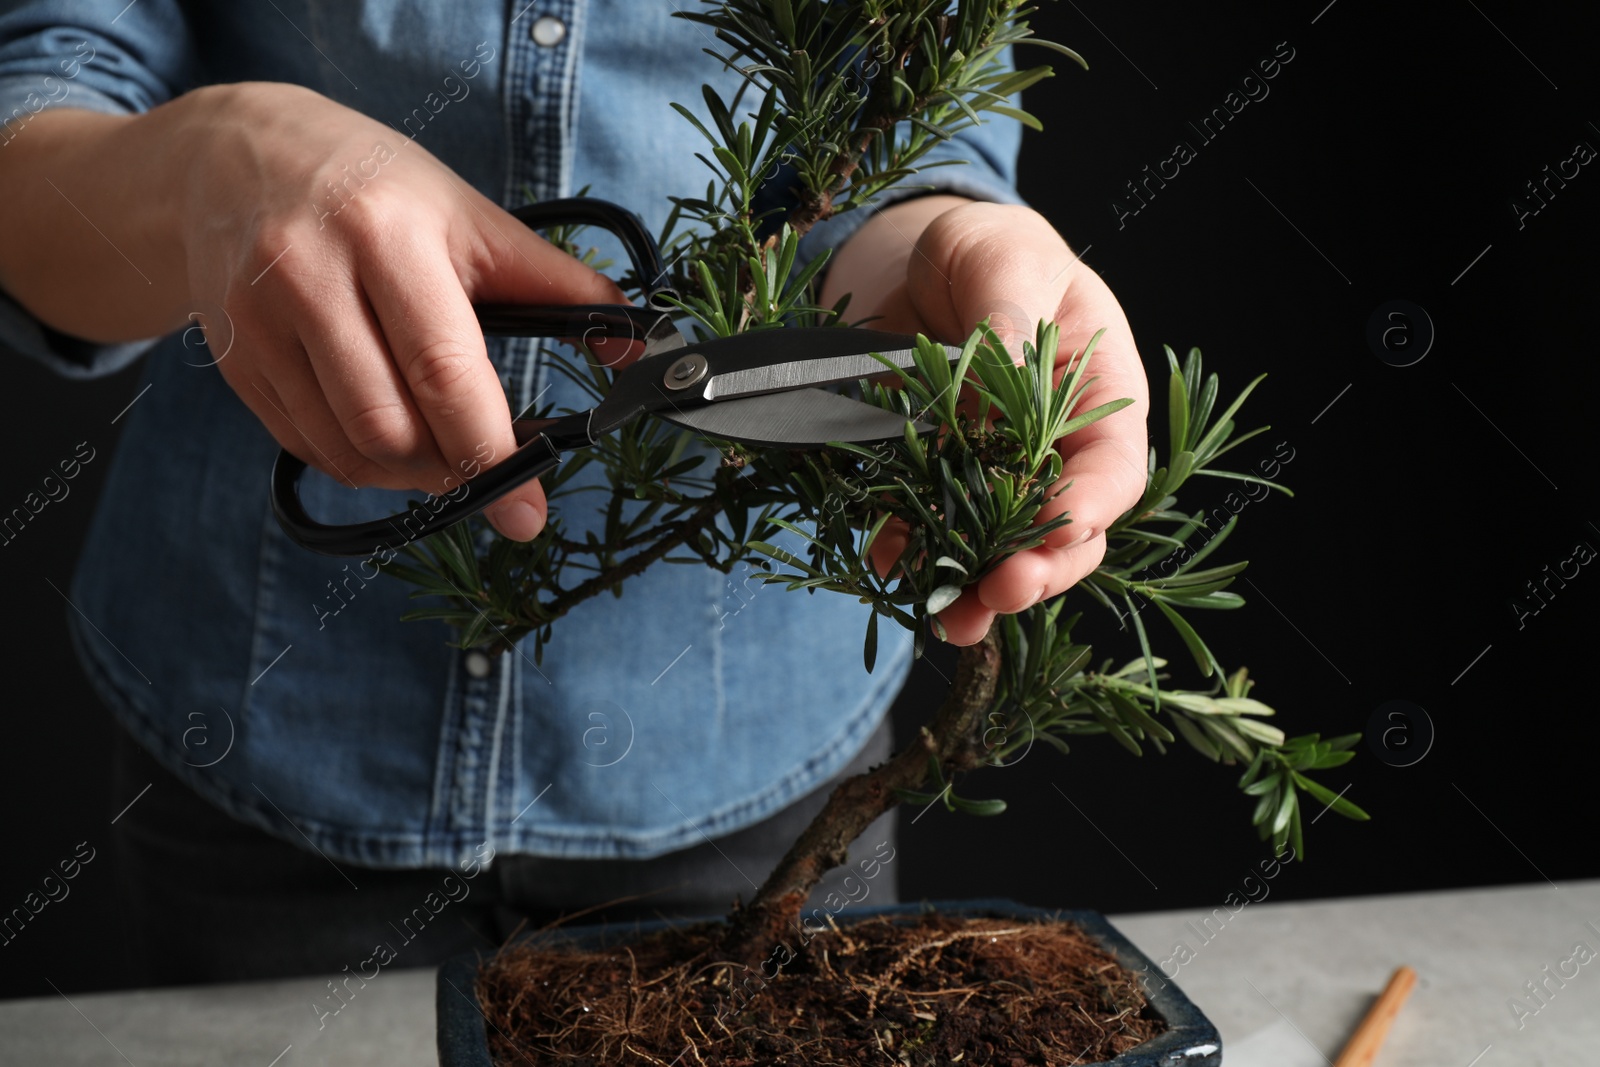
[597,327,962,440]
[704,350,929,400]
[657,389,932,447]
[689,328,961,400]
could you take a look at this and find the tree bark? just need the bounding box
[785,34,923,238]
[718,628,1002,966]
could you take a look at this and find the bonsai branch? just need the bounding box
[479,468,775,653]
[787,33,927,236]
[540,497,727,618]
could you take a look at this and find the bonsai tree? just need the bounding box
[390,0,1366,972]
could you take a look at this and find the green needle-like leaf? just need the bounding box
[1291,772,1371,821]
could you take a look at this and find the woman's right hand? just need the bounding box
[2,82,626,540]
[177,82,630,540]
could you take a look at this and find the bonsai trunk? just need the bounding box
[720,628,1003,966]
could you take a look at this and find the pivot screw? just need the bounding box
[664,353,708,390]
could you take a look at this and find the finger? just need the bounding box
[931,588,995,647]
[361,232,547,540]
[224,333,396,490]
[230,373,316,473]
[1038,434,1150,550]
[977,533,1109,615]
[487,476,549,543]
[489,238,640,371]
[287,274,449,489]
[447,178,640,370]
[907,203,1067,354]
[1036,266,1150,547]
[975,547,1054,614]
[577,310,649,371]
[1040,532,1109,599]
[868,517,911,580]
[456,186,628,307]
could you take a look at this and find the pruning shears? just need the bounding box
[270,197,963,557]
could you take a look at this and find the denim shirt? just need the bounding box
[0,0,1022,869]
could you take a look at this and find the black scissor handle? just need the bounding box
[474,302,672,342]
[269,431,563,558]
[509,198,676,308]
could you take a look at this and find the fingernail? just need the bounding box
[488,499,543,541]
[929,615,948,643]
[1071,526,1098,547]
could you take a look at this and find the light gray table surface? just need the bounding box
[3,879,1595,1065]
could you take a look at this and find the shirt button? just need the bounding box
[530,15,567,47]
[464,650,493,679]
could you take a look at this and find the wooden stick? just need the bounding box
[1333,965,1417,1067]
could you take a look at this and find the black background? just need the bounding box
[3,0,1596,998]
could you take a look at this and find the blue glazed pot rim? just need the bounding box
[437,899,1221,1067]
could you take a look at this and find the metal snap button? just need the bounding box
[464,649,493,679]
[530,15,567,47]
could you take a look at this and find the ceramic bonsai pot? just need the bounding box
[437,899,1221,1066]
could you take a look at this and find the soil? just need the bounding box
[475,911,1167,1066]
